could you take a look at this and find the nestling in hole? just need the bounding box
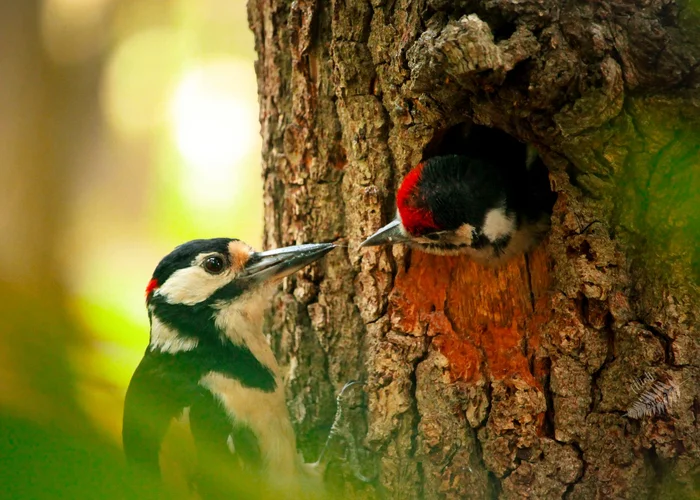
[361,123,557,266]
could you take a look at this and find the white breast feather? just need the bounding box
[203,290,316,491]
[200,373,300,480]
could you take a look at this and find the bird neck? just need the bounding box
[211,291,280,378]
[148,288,280,378]
[147,300,279,393]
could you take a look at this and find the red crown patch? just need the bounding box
[396,163,440,236]
[145,278,159,300]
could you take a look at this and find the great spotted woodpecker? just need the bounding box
[360,127,555,265]
[122,238,334,497]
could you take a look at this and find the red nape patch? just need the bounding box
[145,278,159,299]
[396,163,440,236]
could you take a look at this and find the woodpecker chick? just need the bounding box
[122,238,334,497]
[360,132,555,265]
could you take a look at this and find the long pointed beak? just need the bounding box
[359,219,409,248]
[241,243,335,284]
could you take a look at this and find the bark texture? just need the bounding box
[248,0,700,498]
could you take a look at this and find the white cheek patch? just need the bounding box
[156,254,237,305]
[482,207,516,242]
[149,315,198,353]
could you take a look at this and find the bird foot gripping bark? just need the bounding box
[314,380,378,484]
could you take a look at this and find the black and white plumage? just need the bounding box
[360,127,556,265]
[122,238,334,497]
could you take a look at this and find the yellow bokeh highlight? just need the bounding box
[101,28,185,138]
[170,58,260,208]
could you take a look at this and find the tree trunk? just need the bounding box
[248,0,700,498]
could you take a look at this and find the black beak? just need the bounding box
[359,219,410,248]
[240,243,335,284]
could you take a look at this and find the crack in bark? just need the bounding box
[408,350,428,499]
[524,253,536,313]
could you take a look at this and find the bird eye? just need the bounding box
[203,256,225,274]
[425,233,441,241]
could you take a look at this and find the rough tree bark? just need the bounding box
[247,1,700,498]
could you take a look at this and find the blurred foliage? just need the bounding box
[0,0,264,497]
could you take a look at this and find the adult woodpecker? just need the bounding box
[122,238,334,497]
[360,127,555,265]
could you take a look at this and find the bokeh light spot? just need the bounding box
[101,28,184,138]
[170,58,259,207]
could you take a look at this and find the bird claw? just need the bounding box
[315,380,378,484]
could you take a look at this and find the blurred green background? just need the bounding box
[0,0,263,496]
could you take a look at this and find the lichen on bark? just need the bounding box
[248,0,700,497]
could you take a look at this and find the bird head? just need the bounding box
[145,238,335,349]
[360,155,517,255]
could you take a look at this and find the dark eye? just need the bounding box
[425,233,441,241]
[203,256,225,274]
